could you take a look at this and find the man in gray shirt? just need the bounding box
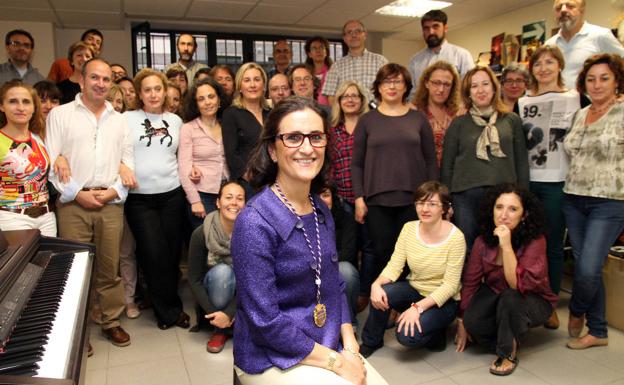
[0,29,44,85]
[408,10,473,98]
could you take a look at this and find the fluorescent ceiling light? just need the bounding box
[375,0,452,18]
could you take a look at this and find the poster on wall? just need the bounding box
[521,20,546,63]
[490,33,505,71]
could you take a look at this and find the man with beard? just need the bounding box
[407,10,473,100]
[165,33,208,83]
[545,0,624,89]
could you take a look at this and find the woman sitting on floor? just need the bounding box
[455,183,557,376]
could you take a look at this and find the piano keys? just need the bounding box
[0,230,94,385]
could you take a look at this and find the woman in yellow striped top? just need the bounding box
[360,181,465,357]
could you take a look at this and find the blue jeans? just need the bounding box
[187,192,218,230]
[562,194,624,338]
[451,186,488,256]
[343,201,376,296]
[361,281,458,349]
[202,263,236,310]
[339,261,360,327]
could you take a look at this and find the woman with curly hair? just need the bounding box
[455,183,557,376]
[412,60,461,166]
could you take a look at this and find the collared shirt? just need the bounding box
[267,66,292,79]
[178,117,229,204]
[546,22,624,89]
[329,123,355,203]
[321,49,388,101]
[0,61,44,86]
[165,60,209,84]
[231,186,350,374]
[564,101,624,200]
[45,94,134,204]
[408,41,474,99]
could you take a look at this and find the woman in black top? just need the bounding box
[221,62,270,197]
[57,42,94,104]
[352,63,438,282]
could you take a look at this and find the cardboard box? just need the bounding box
[604,254,624,331]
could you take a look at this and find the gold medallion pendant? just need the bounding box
[314,303,327,327]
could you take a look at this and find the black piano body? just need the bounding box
[0,229,94,385]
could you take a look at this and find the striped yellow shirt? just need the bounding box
[380,221,466,306]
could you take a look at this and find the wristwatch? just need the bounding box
[327,351,338,372]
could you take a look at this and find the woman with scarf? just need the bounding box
[188,181,245,353]
[441,66,529,253]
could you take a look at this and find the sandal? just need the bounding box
[489,355,519,376]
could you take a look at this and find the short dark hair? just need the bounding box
[115,76,133,85]
[421,10,447,26]
[372,63,413,103]
[304,36,333,68]
[183,77,225,122]
[194,67,212,80]
[33,80,62,102]
[176,33,197,48]
[414,181,452,219]
[478,183,546,250]
[247,96,330,194]
[5,29,34,49]
[81,29,103,42]
[576,53,624,96]
[218,180,246,200]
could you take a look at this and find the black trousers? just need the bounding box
[366,204,417,280]
[125,187,185,325]
[463,284,552,357]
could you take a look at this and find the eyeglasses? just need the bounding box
[293,76,313,83]
[415,201,443,208]
[8,40,32,49]
[340,93,361,101]
[502,79,526,86]
[428,80,452,89]
[344,28,365,36]
[269,85,290,93]
[276,132,328,148]
[381,79,404,87]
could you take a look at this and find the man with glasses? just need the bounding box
[268,73,291,106]
[289,64,331,121]
[1,29,44,85]
[165,33,208,83]
[408,10,473,100]
[321,20,388,105]
[267,40,293,79]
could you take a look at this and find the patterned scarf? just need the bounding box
[470,106,507,161]
[203,210,232,267]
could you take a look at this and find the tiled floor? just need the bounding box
[85,284,624,385]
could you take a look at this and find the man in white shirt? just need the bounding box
[46,58,134,347]
[321,20,388,104]
[408,10,474,99]
[545,0,624,89]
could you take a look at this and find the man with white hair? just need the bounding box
[545,0,624,89]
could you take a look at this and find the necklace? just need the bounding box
[274,182,326,328]
[589,97,616,115]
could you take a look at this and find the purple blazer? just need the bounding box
[231,186,351,374]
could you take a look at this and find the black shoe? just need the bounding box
[359,344,378,358]
[425,331,447,352]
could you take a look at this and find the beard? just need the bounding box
[557,15,578,31]
[426,35,444,48]
[179,52,193,61]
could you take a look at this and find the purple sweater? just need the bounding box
[231,187,351,374]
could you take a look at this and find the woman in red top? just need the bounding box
[455,183,557,376]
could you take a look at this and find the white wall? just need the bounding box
[382,38,422,65]
[446,0,621,61]
[0,21,55,77]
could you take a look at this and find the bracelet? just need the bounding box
[326,351,338,372]
[343,346,364,363]
[411,302,424,314]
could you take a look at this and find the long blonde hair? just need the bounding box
[330,81,369,127]
[231,62,269,110]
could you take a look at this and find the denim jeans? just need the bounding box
[530,181,566,294]
[202,263,236,310]
[343,201,376,295]
[451,186,488,256]
[339,261,360,327]
[361,281,458,349]
[187,191,218,230]
[562,194,624,338]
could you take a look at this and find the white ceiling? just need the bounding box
[0,0,545,40]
